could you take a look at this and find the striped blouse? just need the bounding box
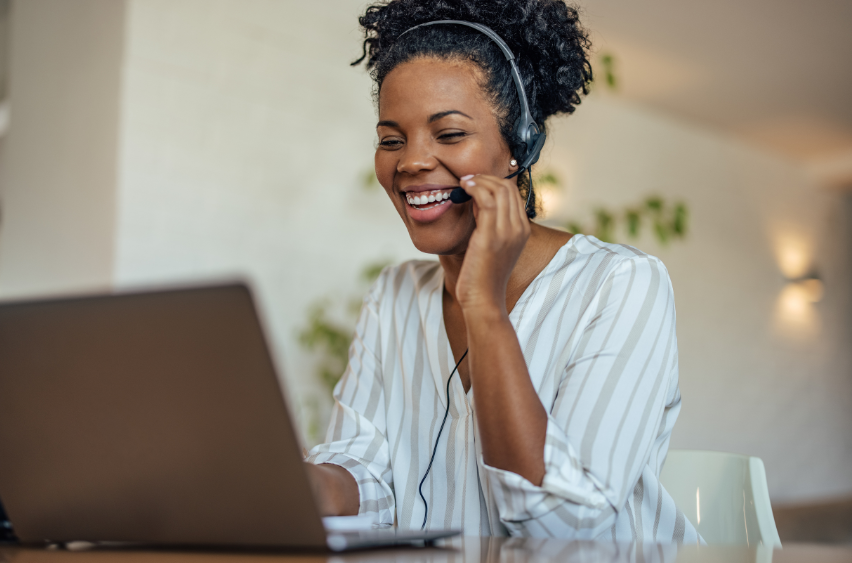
[307,234,700,543]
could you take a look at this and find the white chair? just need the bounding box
[659,449,782,548]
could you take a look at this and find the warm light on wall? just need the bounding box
[779,278,822,312]
[774,234,813,280]
[776,281,821,336]
[773,234,822,336]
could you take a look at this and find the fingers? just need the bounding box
[488,177,513,234]
[459,175,497,231]
[460,174,528,237]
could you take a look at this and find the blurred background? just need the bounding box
[0,0,849,544]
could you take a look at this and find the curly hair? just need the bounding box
[353,0,593,218]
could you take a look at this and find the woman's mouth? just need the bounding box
[405,188,453,210]
[402,187,458,223]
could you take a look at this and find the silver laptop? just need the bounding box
[0,284,459,551]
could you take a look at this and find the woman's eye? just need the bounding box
[438,132,467,142]
[379,139,403,148]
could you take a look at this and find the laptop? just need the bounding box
[0,284,459,551]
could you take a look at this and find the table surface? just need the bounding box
[2,539,852,563]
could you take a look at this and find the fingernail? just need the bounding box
[464,179,475,187]
[460,174,474,180]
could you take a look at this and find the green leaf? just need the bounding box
[537,171,560,187]
[298,300,353,392]
[566,221,584,234]
[625,210,641,238]
[673,203,688,236]
[645,197,663,212]
[599,53,618,91]
[595,209,615,243]
[362,168,380,190]
[653,220,670,245]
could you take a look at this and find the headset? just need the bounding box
[398,20,544,529]
[398,20,546,214]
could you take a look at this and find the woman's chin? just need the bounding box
[399,207,474,256]
[409,232,469,256]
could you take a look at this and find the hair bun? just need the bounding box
[355,0,593,121]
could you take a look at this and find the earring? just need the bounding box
[510,159,518,167]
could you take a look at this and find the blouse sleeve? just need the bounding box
[479,255,679,538]
[305,270,395,525]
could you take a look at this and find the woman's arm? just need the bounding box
[487,256,682,539]
[450,174,547,484]
[451,182,686,537]
[466,308,548,483]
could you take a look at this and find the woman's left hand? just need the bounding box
[452,174,547,485]
[454,174,531,316]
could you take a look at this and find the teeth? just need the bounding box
[406,190,451,208]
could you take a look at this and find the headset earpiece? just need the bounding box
[508,128,546,179]
[521,129,546,169]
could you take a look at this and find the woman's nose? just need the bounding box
[397,140,437,175]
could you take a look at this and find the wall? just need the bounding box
[0,0,124,298]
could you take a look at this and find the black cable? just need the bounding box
[419,348,468,530]
[525,167,534,216]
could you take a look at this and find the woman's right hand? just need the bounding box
[304,462,360,516]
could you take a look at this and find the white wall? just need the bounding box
[1,0,848,505]
[0,0,124,297]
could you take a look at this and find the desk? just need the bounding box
[2,539,851,563]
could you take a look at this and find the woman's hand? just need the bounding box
[304,462,360,516]
[454,174,531,316]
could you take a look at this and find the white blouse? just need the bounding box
[307,234,700,543]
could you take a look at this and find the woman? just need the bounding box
[306,0,698,543]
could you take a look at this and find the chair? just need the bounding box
[659,449,782,548]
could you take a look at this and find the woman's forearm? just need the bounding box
[465,307,547,485]
[305,462,360,516]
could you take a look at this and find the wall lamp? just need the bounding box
[783,272,824,304]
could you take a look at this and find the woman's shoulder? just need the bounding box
[366,259,443,304]
[562,234,669,276]
[373,259,442,284]
[537,234,673,305]
[567,233,659,261]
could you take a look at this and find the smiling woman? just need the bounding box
[304,0,700,544]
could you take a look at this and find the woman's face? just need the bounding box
[375,57,516,255]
